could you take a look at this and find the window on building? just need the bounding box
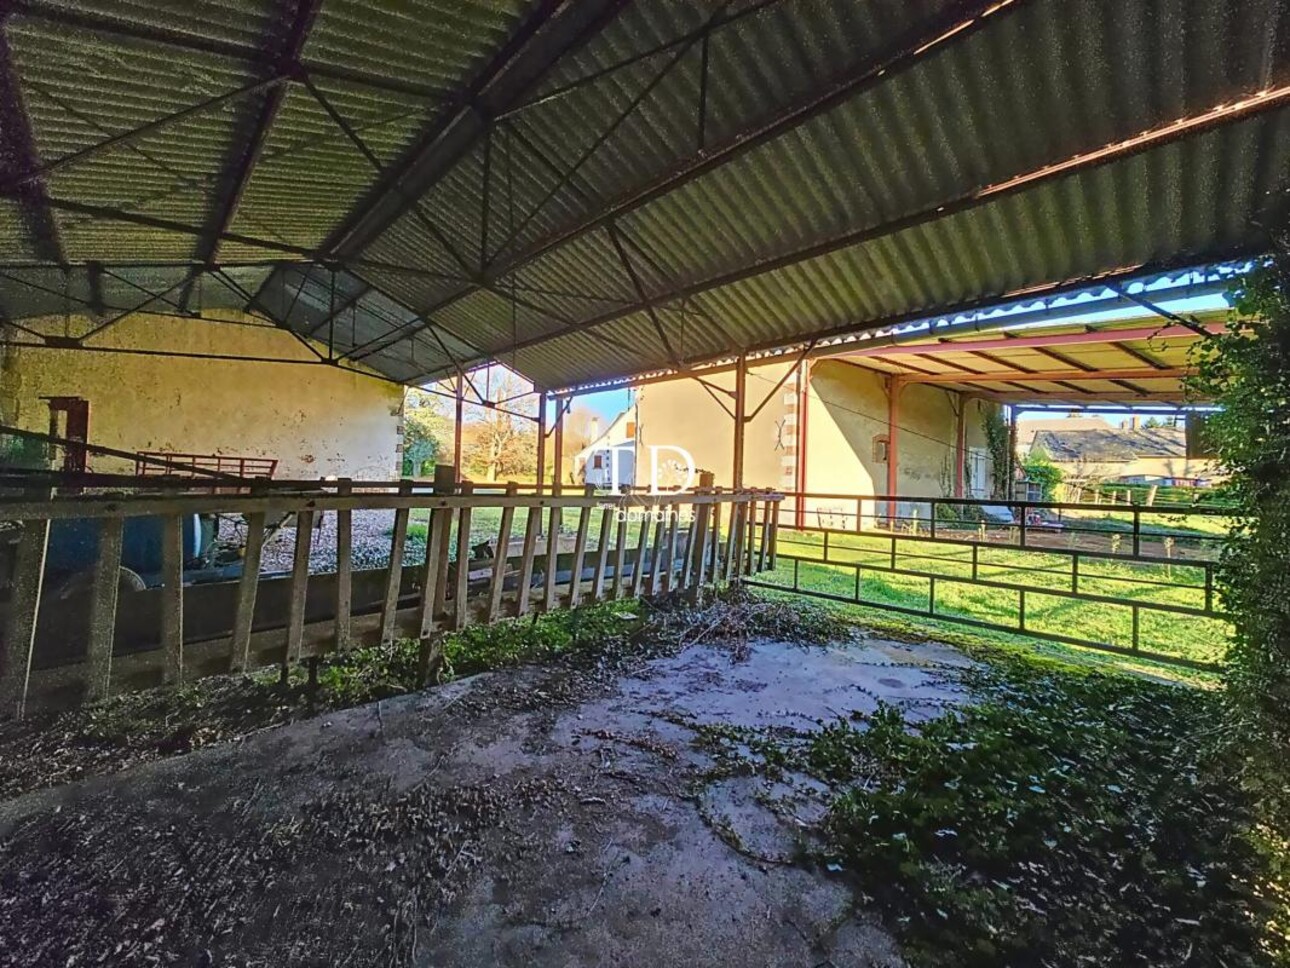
[873,434,890,463]
[592,454,603,469]
[625,421,636,439]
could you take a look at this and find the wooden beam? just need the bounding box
[900,366,1190,386]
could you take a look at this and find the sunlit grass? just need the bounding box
[758,528,1231,669]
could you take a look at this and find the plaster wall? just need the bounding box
[3,312,402,479]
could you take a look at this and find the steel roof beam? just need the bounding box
[1,75,290,193]
[445,86,1289,374]
[182,0,322,310]
[7,1,453,102]
[321,0,628,261]
[11,194,468,281]
[541,254,1251,396]
[410,0,1017,333]
[1107,283,1214,336]
[0,19,61,264]
[303,281,370,338]
[252,0,627,357]
[843,322,1224,357]
[900,366,1189,386]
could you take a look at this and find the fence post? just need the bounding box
[453,482,474,629]
[284,509,314,670]
[487,482,519,621]
[161,514,186,683]
[568,485,594,606]
[334,478,353,651]
[515,505,542,616]
[592,505,615,601]
[416,466,454,681]
[86,517,125,701]
[230,509,266,672]
[0,495,51,719]
[612,509,629,600]
[380,479,413,645]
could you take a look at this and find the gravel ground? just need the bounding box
[255,508,400,574]
[0,634,975,967]
[253,509,578,576]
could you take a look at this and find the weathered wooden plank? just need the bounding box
[432,509,455,621]
[731,501,748,581]
[541,505,560,612]
[0,488,736,522]
[567,491,593,607]
[160,514,185,684]
[380,480,414,644]
[453,483,474,630]
[335,479,353,650]
[487,483,519,621]
[663,504,682,593]
[591,507,614,602]
[648,509,667,596]
[612,514,628,600]
[0,514,50,718]
[708,502,722,580]
[758,499,772,573]
[85,517,125,700]
[767,506,779,570]
[723,502,741,582]
[230,511,266,671]
[515,506,542,616]
[631,508,651,598]
[418,507,448,636]
[681,505,701,590]
[285,510,314,666]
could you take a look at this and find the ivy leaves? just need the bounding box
[809,663,1281,966]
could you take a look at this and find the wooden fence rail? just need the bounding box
[0,478,780,717]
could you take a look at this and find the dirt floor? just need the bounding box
[0,632,975,967]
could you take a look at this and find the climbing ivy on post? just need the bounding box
[982,404,1011,499]
[1190,241,1290,748]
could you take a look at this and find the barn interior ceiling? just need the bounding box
[1,0,1288,392]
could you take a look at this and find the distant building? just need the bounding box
[1016,417,1115,455]
[1030,427,1221,485]
[573,408,638,489]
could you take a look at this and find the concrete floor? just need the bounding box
[0,633,975,967]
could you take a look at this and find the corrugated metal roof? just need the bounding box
[0,0,1288,392]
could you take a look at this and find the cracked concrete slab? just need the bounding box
[1,634,974,967]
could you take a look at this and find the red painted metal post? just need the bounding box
[954,391,966,499]
[733,353,747,489]
[794,359,810,528]
[886,377,901,526]
[552,395,565,495]
[452,374,464,485]
[536,390,547,493]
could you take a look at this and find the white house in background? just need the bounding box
[573,408,637,489]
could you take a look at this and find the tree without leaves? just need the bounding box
[461,371,538,482]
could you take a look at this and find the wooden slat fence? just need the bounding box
[0,478,780,717]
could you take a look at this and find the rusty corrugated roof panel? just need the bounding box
[0,0,1287,392]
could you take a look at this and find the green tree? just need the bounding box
[402,388,451,477]
[1190,246,1290,746]
[1021,445,1063,500]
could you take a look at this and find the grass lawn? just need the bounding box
[759,527,1231,669]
